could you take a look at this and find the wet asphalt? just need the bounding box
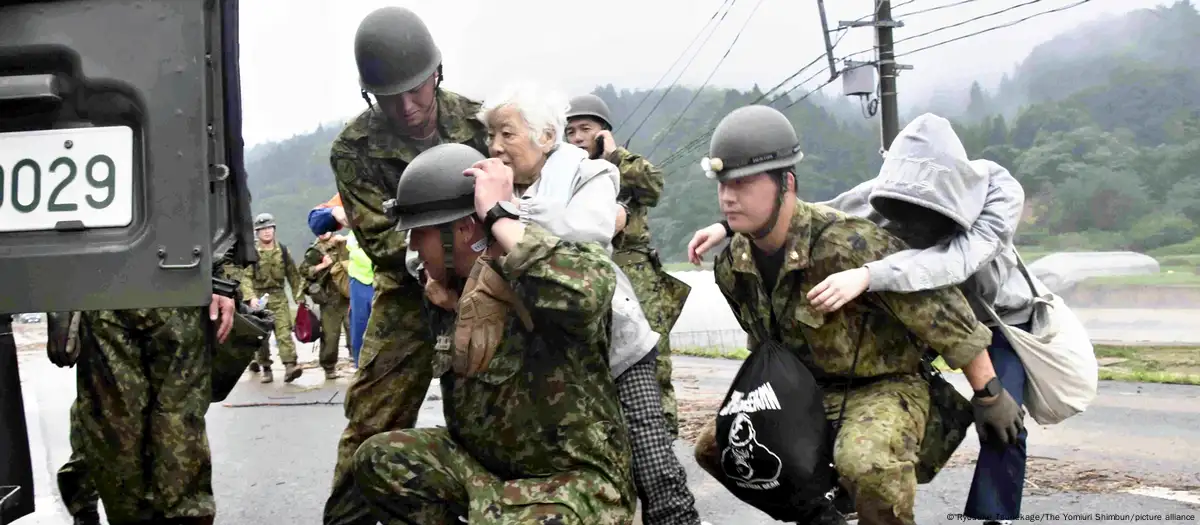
[10,325,1200,525]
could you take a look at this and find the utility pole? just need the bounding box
[838,1,910,154]
[875,0,901,151]
[816,0,839,81]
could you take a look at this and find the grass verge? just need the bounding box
[674,344,1200,386]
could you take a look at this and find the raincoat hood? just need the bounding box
[868,113,987,231]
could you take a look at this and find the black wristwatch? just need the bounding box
[974,376,1003,399]
[483,201,520,233]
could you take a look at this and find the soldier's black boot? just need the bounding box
[260,366,273,383]
[248,361,260,373]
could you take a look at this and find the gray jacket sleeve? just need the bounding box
[863,160,1025,292]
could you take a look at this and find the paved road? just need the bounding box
[10,324,1200,525]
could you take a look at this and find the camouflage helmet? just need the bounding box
[354,7,442,97]
[566,94,613,129]
[389,143,485,231]
[253,213,275,231]
[702,105,805,182]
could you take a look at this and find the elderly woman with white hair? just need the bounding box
[411,83,706,525]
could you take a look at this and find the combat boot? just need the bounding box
[284,363,303,383]
[324,368,338,380]
[260,366,274,383]
[248,361,260,373]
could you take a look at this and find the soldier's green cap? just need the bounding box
[702,105,805,182]
[391,143,484,231]
[355,7,442,96]
[566,94,613,129]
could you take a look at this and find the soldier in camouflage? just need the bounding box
[352,142,635,524]
[43,264,240,525]
[246,212,304,383]
[322,7,492,525]
[300,232,351,380]
[565,94,692,439]
[686,106,1026,525]
[56,432,99,524]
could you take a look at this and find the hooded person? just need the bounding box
[688,113,1035,524]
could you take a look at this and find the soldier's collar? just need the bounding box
[366,90,480,162]
[729,199,814,277]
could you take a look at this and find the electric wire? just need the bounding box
[645,0,769,159]
[622,0,740,143]
[613,0,736,134]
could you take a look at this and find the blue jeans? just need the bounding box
[964,322,1031,521]
[348,278,374,367]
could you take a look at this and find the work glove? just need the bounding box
[453,255,533,377]
[46,311,82,368]
[971,386,1025,447]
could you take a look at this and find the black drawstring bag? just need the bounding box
[713,309,869,522]
[713,338,837,521]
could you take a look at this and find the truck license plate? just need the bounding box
[0,126,134,233]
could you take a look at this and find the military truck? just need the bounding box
[0,1,255,521]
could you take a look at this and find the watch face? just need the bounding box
[497,201,520,217]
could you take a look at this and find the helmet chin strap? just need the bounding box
[750,173,787,240]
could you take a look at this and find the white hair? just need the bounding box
[477,83,569,149]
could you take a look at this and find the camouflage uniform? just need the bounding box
[299,237,351,372]
[71,305,216,524]
[353,225,637,524]
[608,147,691,437]
[57,424,98,520]
[323,89,490,525]
[694,201,992,525]
[246,241,302,366]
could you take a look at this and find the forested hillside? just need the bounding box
[246,1,1200,264]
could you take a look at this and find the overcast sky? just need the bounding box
[238,0,1167,147]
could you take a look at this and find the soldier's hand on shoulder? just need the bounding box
[687,223,728,265]
[464,158,515,219]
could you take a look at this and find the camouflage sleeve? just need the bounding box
[496,223,617,334]
[229,264,255,302]
[330,142,408,272]
[299,245,320,280]
[823,220,992,370]
[284,247,303,301]
[713,248,761,352]
[607,147,663,207]
[219,263,245,302]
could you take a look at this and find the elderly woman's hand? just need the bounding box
[464,158,515,219]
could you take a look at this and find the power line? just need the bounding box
[656,63,835,170]
[893,0,984,18]
[645,0,769,159]
[622,0,740,143]
[652,0,908,168]
[656,0,1098,177]
[895,0,1094,57]
[613,0,736,134]
[893,0,1052,47]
